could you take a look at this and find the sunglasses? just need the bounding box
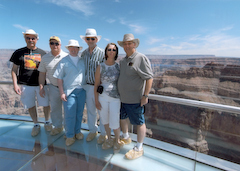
[107,49,116,52]
[86,37,96,41]
[26,37,36,41]
[50,42,60,46]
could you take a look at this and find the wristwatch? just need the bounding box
[143,94,149,98]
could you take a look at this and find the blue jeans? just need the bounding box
[63,88,86,138]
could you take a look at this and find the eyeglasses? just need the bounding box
[50,42,60,46]
[26,37,36,41]
[86,37,95,41]
[107,49,116,52]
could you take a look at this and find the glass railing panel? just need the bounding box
[203,110,240,164]
[0,83,88,128]
[0,84,45,117]
[143,98,240,166]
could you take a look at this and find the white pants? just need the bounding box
[84,84,105,135]
[98,93,120,130]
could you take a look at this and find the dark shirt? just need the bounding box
[10,47,46,86]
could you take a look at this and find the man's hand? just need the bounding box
[140,96,148,106]
[39,86,45,97]
[61,93,67,101]
[14,84,21,95]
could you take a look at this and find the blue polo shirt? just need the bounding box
[53,55,86,96]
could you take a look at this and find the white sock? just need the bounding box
[123,132,129,139]
[136,142,143,150]
[34,123,40,127]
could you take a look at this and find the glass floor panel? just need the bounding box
[0,116,234,171]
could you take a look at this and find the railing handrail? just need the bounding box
[0,81,13,84]
[149,94,240,115]
[1,81,240,115]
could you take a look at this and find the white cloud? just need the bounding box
[219,25,234,32]
[129,24,146,34]
[104,38,110,42]
[13,24,29,31]
[42,0,94,16]
[147,37,164,45]
[147,27,240,57]
[0,4,4,8]
[119,18,126,25]
[106,19,116,23]
[115,0,120,2]
[119,18,147,34]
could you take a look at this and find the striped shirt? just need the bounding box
[81,46,104,85]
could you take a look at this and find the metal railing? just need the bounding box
[2,80,239,114]
[149,94,240,115]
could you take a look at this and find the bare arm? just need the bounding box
[140,78,153,106]
[11,64,21,95]
[94,65,102,110]
[39,72,46,97]
[57,78,67,101]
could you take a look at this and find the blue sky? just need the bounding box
[1,0,240,57]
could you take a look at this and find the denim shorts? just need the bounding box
[120,103,145,125]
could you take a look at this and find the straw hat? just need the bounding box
[80,28,101,42]
[65,39,83,51]
[117,33,140,48]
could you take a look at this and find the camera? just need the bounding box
[97,85,104,94]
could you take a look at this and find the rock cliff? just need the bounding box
[145,59,240,163]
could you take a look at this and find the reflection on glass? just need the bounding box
[144,99,240,164]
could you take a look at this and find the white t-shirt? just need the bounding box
[69,55,79,66]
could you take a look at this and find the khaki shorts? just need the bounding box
[20,85,49,109]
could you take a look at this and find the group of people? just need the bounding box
[10,28,153,160]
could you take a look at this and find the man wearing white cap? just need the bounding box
[10,29,51,136]
[80,28,106,144]
[54,39,86,146]
[38,36,68,136]
[117,33,153,159]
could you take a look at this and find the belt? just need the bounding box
[87,83,94,86]
[51,84,58,88]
